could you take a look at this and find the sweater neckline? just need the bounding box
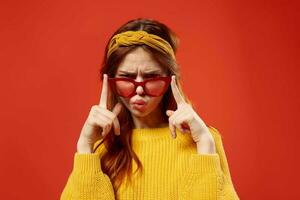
[132,125,172,141]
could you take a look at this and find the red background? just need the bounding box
[0,0,299,199]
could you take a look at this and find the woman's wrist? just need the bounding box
[196,135,216,154]
[77,137,94,154]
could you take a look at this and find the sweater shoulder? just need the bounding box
[207,125,222,139]
[93,139,107,156]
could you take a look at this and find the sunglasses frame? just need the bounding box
[108,76,172,98]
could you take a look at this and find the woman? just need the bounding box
[60,18,239,200]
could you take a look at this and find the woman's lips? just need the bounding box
[133,103,147,110]
[132,101,147,110]
[133,100,146,105]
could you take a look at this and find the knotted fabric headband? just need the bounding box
[107,30,176,59]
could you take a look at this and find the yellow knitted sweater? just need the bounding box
[60,126,239,200]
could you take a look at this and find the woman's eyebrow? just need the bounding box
[118,70,162,75]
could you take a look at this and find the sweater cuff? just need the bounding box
[73,152,102,173]
[190,153,222,174]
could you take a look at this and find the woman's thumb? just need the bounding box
[166,110,174,117]
[111,102,123,136]
[112,102,123,115]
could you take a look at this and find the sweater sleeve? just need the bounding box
[180,126,240,200]
[60,141,115,200]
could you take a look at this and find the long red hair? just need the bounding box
[93,18,195,194]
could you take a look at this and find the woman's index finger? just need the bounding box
[171,75,185,105]
[99,74,108,108]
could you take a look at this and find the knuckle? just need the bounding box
[111,114,117,121]
[107,110,115,117]
[87,118,97,127]
[105,123,112,130]
[90,105,100,114]
[91,105,98,111]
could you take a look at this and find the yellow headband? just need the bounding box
[107,30,175,59]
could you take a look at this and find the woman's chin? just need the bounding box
[130,109,149,117]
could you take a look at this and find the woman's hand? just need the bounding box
[77,74,123,153]
[166,75,216,154]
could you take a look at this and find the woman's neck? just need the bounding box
[132,108,168,129]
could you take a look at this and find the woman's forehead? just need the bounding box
[116,47,165,73]
[116,60,165,73]
[117,66,163,73]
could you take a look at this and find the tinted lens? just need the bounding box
[114,79,167,97]
[115,80,135,97]
[145,79,167,96]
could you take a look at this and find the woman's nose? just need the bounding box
[136,85,145,95]
[135,77,145,95]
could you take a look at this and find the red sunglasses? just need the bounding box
[108,76,171,98]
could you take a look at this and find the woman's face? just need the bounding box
[114,47,168,118]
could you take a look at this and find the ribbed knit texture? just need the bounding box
[60,126,239,200]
